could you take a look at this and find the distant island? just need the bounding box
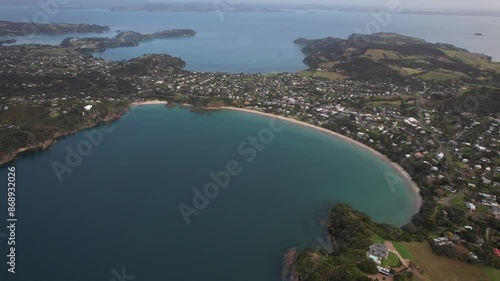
[61,29,196,52]
[0,20,110,37]
[475,33,484,36]
[104,3,500,17]
[0,38,16,45]
[110,3,282,12]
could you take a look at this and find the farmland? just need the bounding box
[406,242,500,281]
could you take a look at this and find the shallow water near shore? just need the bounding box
[0,106,417,281]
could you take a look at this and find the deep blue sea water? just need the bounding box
[1,6,500,72]
[0,106,417,281]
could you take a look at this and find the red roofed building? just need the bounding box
[493,248,500,257]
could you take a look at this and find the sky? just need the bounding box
[1,0,500,11]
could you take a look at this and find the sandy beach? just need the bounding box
[131,100,169,106]
[220,106,423,212]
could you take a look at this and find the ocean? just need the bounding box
[1,6,500,73]
[0,106,417,281]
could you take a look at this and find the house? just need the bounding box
[368,244,389,260]
[444,186,457,193]
[469,252,478,260]
[483,177,492,185]
[433,237,452,246]
[476,238,485,247]
[480,193,497,201]
[466,202,476,212]
[356,132,367,139]
[493,248,500,257]
[404,117,418,127]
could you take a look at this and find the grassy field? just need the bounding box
[364,49,403,60]
[449,192,466,210]
[406,242,500,281]
[401,67,423,75]
[392,242,415,260]
[440,49,500,73]
[482,266,500,281]
[457,86,472,97]
[420,70,468,81]
[370,232,386,244]
[382,252,402,268]
[476,204,490,215]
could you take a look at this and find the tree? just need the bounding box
[358,259,378,274]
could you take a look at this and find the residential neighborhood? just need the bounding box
[1,41,500,280]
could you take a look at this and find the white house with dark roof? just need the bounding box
[367,244,389,260]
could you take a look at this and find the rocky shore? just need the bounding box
[0,109,126,167]
[281,248,300,281]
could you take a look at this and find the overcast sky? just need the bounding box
[2,0,500,11]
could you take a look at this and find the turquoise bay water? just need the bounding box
[0,106,417,281]
[1,7,500,72]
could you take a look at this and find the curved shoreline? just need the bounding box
[0,100,169,166]
[220,106,423,213]
[0,102,422,215]
[130,100,169,106]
